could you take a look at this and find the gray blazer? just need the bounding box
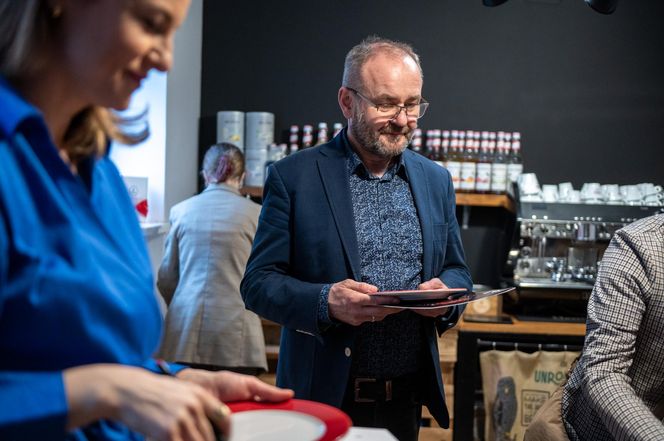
[562,214,664,440]
[157,184,267,370]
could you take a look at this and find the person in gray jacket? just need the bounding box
[158,143,267,375]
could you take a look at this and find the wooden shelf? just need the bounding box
[458,314,586,337]
[240,186,263,198]
[243,186,514,213]
[455,193,515,213]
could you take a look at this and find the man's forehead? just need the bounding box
[360,54,422,94]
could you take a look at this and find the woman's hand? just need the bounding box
[64,364,229,441]
[176,369,294,403]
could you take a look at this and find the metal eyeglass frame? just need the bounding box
[346,87,429,120]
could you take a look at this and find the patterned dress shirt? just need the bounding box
[317,135,426,378]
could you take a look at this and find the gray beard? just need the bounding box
[350,112,413,159]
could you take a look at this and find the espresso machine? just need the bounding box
[504,200,663,321]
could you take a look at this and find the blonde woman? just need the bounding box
[0,1,291,440]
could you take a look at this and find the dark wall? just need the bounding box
[199,0,664,187]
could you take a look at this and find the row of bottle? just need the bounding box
[411,129,523,194]
[286,122,344,153]
[278,124,524,194]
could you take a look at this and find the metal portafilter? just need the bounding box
[575,222,597,242]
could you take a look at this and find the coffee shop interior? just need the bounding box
[111,0,664,440]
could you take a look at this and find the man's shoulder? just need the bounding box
[403,149,450,179]
[620,214,664,243]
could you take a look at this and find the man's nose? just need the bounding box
[391,107,410,126]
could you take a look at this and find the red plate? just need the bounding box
[227,398,351,441]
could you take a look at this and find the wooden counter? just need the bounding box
[458,315,585,337]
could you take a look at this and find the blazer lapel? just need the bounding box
[317,141,362,280]
[404,152,434,281]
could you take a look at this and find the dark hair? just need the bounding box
[0,0,148,163]
[201,143,245,184]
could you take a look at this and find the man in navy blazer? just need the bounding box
[241,36,472,441]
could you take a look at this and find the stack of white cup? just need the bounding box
[621,183,663,206]
[243,112,275,187]
[545,182,662,205]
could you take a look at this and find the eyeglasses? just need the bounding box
[347,87,429,120]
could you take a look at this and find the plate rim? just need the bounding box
[227,398,352,441]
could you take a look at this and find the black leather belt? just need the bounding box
[350,373,420,403]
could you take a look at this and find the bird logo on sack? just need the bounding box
[493,376,517,441]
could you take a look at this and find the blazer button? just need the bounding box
[344,347,351,357]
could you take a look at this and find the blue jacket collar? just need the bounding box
[0,76,41,138]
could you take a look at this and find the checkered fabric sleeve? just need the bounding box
[562,214,664,441]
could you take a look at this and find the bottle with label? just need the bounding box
[424,129,433,157]
[457,130,466,151]
[491,136,508,194]
[441,130,450,164]
[302,124,314,149]
[289,125,300,154]
[475,134,492,193]
[315,122,328,145]
[332,123,343,138]
[459,130,477,193]
[430,129,444,167]
[411,128,423,154]
[446,137,462,190]
[507,131,523,188]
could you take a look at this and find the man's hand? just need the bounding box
[327,279,400,326]
[413,277,451,318]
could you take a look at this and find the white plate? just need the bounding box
[371,287,468,301]
[229,409,326,441]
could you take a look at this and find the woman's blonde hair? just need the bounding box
[0,0,148,163]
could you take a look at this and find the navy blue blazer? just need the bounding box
[241,131,472,427]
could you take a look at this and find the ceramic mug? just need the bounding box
[542,185,559,203]
[518,173,541,196]
[581,182,602,202]
[558,182,574,202]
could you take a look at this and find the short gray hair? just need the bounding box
[201,143,245,184]
[341,35,423,90]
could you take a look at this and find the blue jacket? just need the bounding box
[241,131,472,427]
[0,76,180,440]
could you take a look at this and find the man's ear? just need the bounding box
[338,87,354,119]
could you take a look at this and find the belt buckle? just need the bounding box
[353,378,393,402]
[354,378,376,403]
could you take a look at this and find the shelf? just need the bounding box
[458,314,585,337]
[139,222,169,238]
[243,186,514,212]
[455,193,515,213]
[240,186,263,198]
[515,278,593,290]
